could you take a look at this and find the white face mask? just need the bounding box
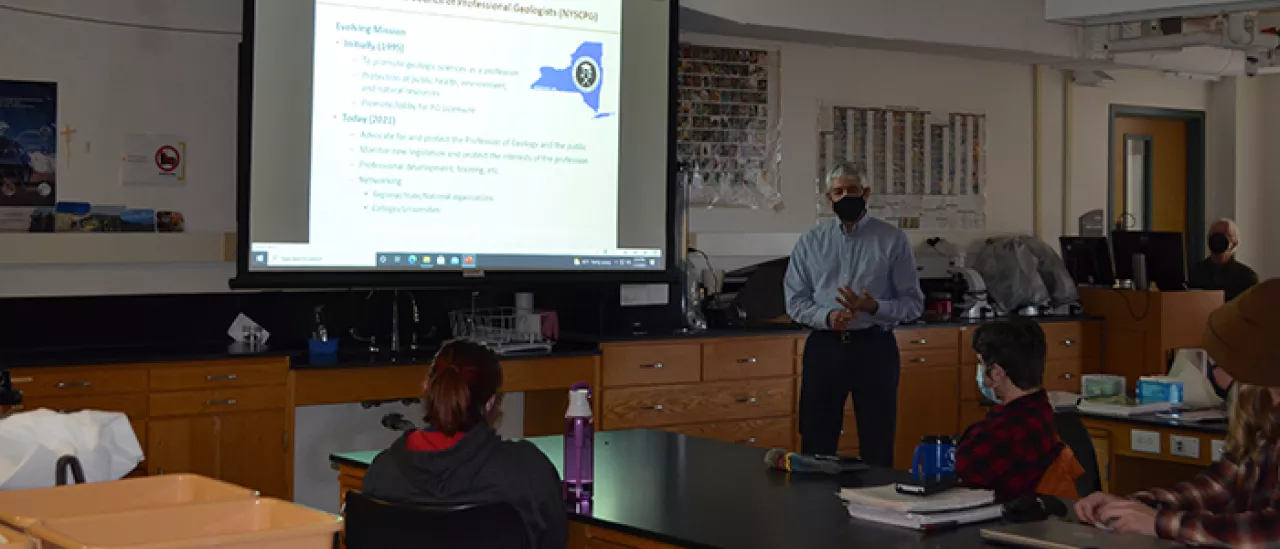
[976,361,1001,404]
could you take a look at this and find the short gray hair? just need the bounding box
[825,162,867,190]
[1209,217,1239,239]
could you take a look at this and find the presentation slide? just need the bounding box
[246,0,671,273]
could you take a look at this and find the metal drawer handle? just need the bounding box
[912,338,928,345]
[206,399,238,406]
[736,357,758,364]
[911,357,928,364]
[206,374,238,381]
[641,363,665,369]
[642,404,664,411]
[737,396,759,404]
[1062,339,1075,347]
[738,437,758,444]
[1060,373,1075,379]
[56,381,92,389]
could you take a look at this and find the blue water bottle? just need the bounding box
[911,435,957,483]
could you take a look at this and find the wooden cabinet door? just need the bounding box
[147,416,218,478]
[894,364,960,471]
[219,409,290,499]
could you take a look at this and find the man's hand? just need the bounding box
[1097,500,1158,537]
[836,287,879,315]
[827,309,854,331]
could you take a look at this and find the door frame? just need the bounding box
[1107,105,1207,260]
[1119,133,1155,230]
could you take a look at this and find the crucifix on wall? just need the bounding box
[59,124,76,166]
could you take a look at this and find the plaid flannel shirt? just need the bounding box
[1131,440,1280,548]
[956,389,1062,500]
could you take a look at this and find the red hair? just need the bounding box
[424,338,503,436]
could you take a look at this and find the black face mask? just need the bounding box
[833,195,866,223]
[1208,233,1231,254]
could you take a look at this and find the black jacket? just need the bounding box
[1188,257,1258,302]
[361,427,568,549]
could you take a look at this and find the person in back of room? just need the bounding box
[955,319,1081,500]
[1189,218,1258,302]
[1076,279,1280,548]
[784,162,924,468]
[361,338,567,549]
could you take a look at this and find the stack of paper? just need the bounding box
[1077,396,1175,417]
[838,485,1002,531]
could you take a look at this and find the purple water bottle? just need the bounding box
[563,382,594,509]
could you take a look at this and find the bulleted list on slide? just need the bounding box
[309,0,622,254]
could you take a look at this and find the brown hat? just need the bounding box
[1202,279,1280,388]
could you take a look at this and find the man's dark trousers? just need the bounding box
[799,328,901,468]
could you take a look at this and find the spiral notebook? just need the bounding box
[837,485,995,514]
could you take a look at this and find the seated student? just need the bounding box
[1076,280,1280,547]
[361,339,568,549]
[956,319,1080,500]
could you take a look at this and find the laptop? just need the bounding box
[981,521,1184,549]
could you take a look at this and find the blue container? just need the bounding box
[308,338,339,363]
[1137,378,1184,405]
[911,435,957,483]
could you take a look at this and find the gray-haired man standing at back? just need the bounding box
[784,163,924,467]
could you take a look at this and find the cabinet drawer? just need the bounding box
[667,417,793,449]
[1043,323,1085,359]
[895,328,959,351]
[702,338,794,381]
[900,348,959,368]
[150,385,287,417]
[150,359,288,391]
[8,366,147,397]
[1044,358,1082,393]
[601,343,701,387]
[21,392,148,417]
[602,378,793,430]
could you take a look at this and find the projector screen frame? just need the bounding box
[230,0,680,290]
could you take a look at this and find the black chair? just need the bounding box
[1053,411,1103,496]
[344,490,531,549]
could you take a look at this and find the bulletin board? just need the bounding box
[676,44,782,210]
[816,105,987,231]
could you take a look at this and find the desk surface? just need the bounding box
[1076,410,1228,434]
[333,430,1001,549]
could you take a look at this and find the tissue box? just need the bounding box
[1137,376,1184,405]
[1081,374,1126,399]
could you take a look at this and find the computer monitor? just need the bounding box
[1111,231,1186,291]
[1059,236,1115,287]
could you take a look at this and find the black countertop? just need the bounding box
[1077,410,1228,434]
[333,430,999,549]
[2,316,1098,370]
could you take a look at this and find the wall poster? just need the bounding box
[0,80,57,207]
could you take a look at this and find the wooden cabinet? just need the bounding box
[894,363,960,471]
[1079,288,1221,387]
[145,359,291,499]
[600,336,801,450]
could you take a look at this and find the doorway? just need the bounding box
[1108,106,1206,261]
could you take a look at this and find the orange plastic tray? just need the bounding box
[28,498,340,549]
[0,475,258,530]
[0,524,32,549]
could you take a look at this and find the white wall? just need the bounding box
[1259,77,1280,279]
[685,33,1036,268]
[1230,77,1266,273]
[0,0,240,296]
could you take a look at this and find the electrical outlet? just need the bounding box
[1170,435,1200,459]
[1130,429,1161,454]
[1212,439,1226,462]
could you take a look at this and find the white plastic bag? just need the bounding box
[0,409,143,490]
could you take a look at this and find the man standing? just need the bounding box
[784,163,924,467]
[1188,218,1258,302]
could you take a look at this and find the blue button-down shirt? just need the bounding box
[784,217,924,330]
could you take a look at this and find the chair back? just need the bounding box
[344,490,531,549]
[1052,411,1102,495]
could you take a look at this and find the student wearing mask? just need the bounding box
[784,162,924,467]
[361,339,568,549]
[1076,279,1280,547]
[955,319,1081,499]
[1189,218,1258,302]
